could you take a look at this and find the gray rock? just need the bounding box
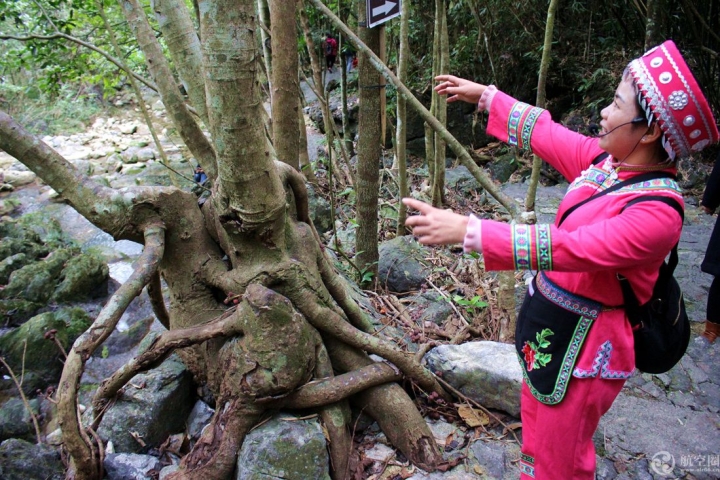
[487,153,519,184]
[235,413,330,480]
[104,453,162,480]
[445,166,482,194]
[0,397,39,442]
[306,184,333,235]
[0,307,92,395]
[119,124,138,135]
[424,342,522,417]
[595,456,618,480]
[187,400,214,440]
[97,355,194,453]
[0,438,64,480]
[469,440,507,479]
[407,291,455,325]
[378,235,432,293]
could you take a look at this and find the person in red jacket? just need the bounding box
[701,152,720,342]
[404,40,718,479]
[322,33,338,72]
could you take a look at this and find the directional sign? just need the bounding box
[367,0,401,28]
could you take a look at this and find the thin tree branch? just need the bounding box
[0,32,158,92]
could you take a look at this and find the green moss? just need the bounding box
[1,249,75,303]
[0,307,92,394]
[52,252,109,302]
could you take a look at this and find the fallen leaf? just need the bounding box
[457,405,490,427]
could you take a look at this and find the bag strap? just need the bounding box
[617,196,684,325]
[558,169,676,226]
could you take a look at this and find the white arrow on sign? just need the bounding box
[372,1,397,17]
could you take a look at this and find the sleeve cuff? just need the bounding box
[463,214,483,253]
[477,85,498,113]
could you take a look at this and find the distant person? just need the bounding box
[194,165,207,184]
[343,42,356,73]
[701,152,720,343]
[323,33,338,72]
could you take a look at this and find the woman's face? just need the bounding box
[598,77,646,159]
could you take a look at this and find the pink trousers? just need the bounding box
[519,377,626,479]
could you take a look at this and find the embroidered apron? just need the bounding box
[515,272,602,405]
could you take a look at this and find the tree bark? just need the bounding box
[270,0,300,169]
[395,0,410,236]
[431,0,448,207]
[119,0,217,180]
[201,0,286,227]
[355,0,382,284]
[524,0,559,215]
[151,0,209,126]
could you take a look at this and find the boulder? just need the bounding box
[235,413,331,480]
[96,355,194,453]
[0,397,40,442]
[378,235,432,293]
[104,453,162,480]
[0,438,64,480]
[0,307,92,395]
[424,341,522,417]
[52,251,109,302]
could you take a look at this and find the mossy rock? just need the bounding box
[0,248,76,303]
[0,299,44,327]
[0,253,31,285]
[0,307,92,395]
[52,251,109,302]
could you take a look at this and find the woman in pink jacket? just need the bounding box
[404,40,718,479]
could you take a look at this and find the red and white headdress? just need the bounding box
[628,40,719,160]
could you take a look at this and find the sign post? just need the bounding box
[366,0,401,28]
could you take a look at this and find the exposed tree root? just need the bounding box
[57,224,165,480]
[166,399,263,480]
[147,271,170,329]
[314,342,352,480]
[324,338,443,472]
[92,305,246,419]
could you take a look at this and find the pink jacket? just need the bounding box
[464,89,684,375]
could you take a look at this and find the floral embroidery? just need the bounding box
[522,328,554,371]
[512,224,554,271]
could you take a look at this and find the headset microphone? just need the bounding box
[589,117,646,137]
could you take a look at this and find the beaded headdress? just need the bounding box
[627,40,719,160]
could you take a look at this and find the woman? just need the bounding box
[404,40,718,479]
[701,152,720,343]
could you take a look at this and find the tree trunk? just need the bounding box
[257,0,273,93]
[270,0,300,169]
[395,0,410,236]
[355,0,382,284]
[120,0,217,180]
[431,0,448,207]
[151,0,209,126]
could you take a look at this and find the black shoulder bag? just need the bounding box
[558,165,690,375]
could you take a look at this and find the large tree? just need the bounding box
[0,0,445,478]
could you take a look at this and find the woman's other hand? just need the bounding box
[702,205,716,215]
[434,75,487,105]
[403,198,469,246]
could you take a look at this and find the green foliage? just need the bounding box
[452,294,488,315]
